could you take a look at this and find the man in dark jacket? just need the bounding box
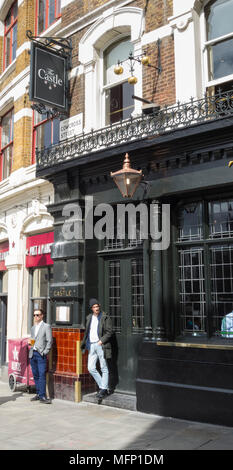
[81,298,113,399]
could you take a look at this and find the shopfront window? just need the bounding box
[176,198,233,338]
[104,38,134,125]
[30,266,53,316]
[205,0,233,83]
[1,271,8,293]
[26,232,54,324]
[0,109,14,180]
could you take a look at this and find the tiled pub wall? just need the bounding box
[48,327,96,401]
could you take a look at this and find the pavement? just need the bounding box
[0,380,233,452]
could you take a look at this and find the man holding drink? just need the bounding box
[28,309,53,404]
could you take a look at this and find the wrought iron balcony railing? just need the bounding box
[36,89,233,170]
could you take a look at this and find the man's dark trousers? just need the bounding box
[30,351,47,398]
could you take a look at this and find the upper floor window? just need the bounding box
[4,2,18,70]
[32,111,60,163]
[36,0,61,35]
[103,38,135,125]
[0,109,14,180]
[205,0,233,83]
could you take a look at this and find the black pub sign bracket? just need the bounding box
[26,30,72,117]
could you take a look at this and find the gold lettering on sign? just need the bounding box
[52,288,74,297]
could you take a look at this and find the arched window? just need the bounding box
[79,7,143,130]
[103,38,135,125]
[205,0,233,84]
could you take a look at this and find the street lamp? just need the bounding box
[110,153,143,198]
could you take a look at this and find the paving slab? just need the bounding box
[1,380,233,451]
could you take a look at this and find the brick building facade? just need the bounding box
[1,0,233,425]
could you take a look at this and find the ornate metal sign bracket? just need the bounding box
[26,30,72,66]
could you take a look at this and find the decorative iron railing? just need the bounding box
[36,89,233,170]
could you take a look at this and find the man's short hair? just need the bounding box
[34,308,45,315]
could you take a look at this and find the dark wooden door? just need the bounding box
[103,254,144,393]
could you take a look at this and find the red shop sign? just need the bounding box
[26,232,54,268]
[0,240,9,271]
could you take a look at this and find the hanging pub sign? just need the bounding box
[29,42,68,112]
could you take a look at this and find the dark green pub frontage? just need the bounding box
[36,93,233,426]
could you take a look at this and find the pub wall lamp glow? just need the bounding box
[110,153,145,198]
[114,39,162,85]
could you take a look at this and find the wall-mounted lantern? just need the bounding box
[110,153,143,198]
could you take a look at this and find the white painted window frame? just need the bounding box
[200,0,233,90]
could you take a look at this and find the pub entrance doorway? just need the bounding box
[102,251,144,394]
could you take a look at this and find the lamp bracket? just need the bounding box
[139,179,151,199]
[117,39,162,74]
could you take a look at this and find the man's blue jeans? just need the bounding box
[30,351,47,398]
[88,343,109,390]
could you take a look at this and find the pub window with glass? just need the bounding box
[103,37,135,125]
[175,197,233,339]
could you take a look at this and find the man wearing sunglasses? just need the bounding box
[28,309,53,404]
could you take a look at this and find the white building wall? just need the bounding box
[0,166,54,350]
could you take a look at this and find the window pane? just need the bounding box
[34,111,47,125]
[209,199,233,238]
[109,260,121,332]
[206,0,233,40]
[2,146,13,179]
[2,112,13,147]
[37,0,46,34]
[52,118,60,145]
[106,82,134,124]
[5,11,11,28]
[104,38,133,85]
[12,23,17,61]
[131,259,144,331]
[12,2,18,20]
[179,248,206,335]
[5,32,11,68]
[209,37,233,80]
[36,120,52,150]
[4,3,18,69]
[210,245,233,336]
[56,0,61,17]
[32,268,49,297]
[49,0,55,25]
[178,202,203,241]
[2,271,8,293]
